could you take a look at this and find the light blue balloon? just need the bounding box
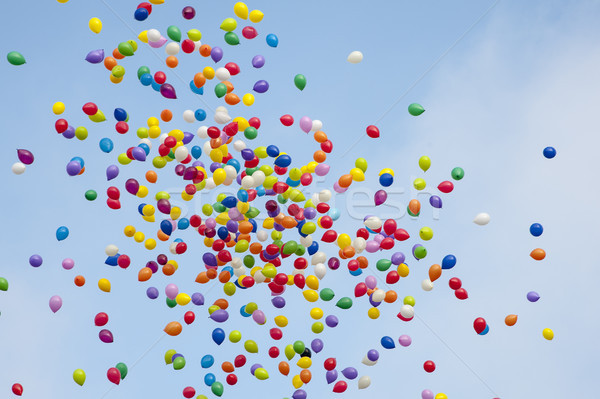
[328,208,341,221]
[99,138,114,153]
[140,73,153,86]
[266,33,279,47]
[56,226,69,241]
[204,372,216,386]
[201,355,215,368]
[151,80,161,92]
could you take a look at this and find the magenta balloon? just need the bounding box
[49,295,62,313]
[125,178,140,195]
[209,309,229,323]
[374,189,387,205]
[106,165,119,181]
[160,83,177,99]
[17,149,34,165]
[99,329,114,343]
[299,116,312,133]
[157,199,171,214]
[211,47,224,63]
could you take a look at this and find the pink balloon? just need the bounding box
[165,283,178,299]
[252,310,266,324]
[333,182,347,194]
[49,295,62,313]
[364,276,377,290]
[365,240,380,253]
[149,36,168,48]
[314,163,330,176]
[421,390,434,399]
[299,116,312,133]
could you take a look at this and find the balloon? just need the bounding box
[429,195,442,209]
[85,49,104,63]
[167,25,182,42]
[66,161,82,176]
[212,328,226,345]
[473,213,490,225]
[543,146,556,159]
[221,18,237,32]
[210,309,229,322]
[252,55,265,68]
[225,32,240,45]
[333,381,348,393]
[106,165,119,180]
[99,138,114,153]
[107,367,120,385]
[347,51,363,63]
[160,83,177,99]
[49,295,62,313]
[398,334,412,347]
[299,116,312,133]
[530,248,546,261]
[182,6,195,19]
[374,189,387,205]
[451,167,465,180]
[366,125,380,138]
[73,369,86,386]
[358,375,371,389]
[99,329,114,343]
[341,367,358,379]
[441,255,456,270]
[211,47,224,63]
[7,51,26,65]
[473,317,487,334]
[17,149,34,164]
[543,328,554,340]
[505,314,518,326]
[201,355,215,368]
[530,222,544,237]
[29,254,43,267]
[164,321,182,336]
[266,33,278,47]
[12,162,26,175]
[380,336,395,349]
[325,369,338,384]
[253,80,269,93]
[294,74,307,91]
[0,277,8,291]
[422,389,434,399]
[94,312,109,326]
[408,103,425,116]
[56,226,69,241]
[89,18,102,33]
[527,291,540,302]
[243,26,258,39]
[234,2,249,19]
[311,338,324,353]
[115,362,128,379]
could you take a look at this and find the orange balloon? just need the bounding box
[218,270,231,283]
[138,267,152,282]
[207,268,218,280]
[357,256,369,269]
[408,199,421,215]
[210,137,223,149]
[213,298,229,309]
[238,221,253,234]
[278,361,290,376]
[505,314,518,326]
[226,239,236,248]
[164,321,182,336]
[384,290,398,303]
[249,243,263,254]
[300,369,312,384]
[313,150,327,163]
[157,230,170,241]
[74,275,86,287]
[222,81,234,93]
[338,249,347,260]
[77,166,85,175]
[366,288,375,296]
[160,109,173,122]
[221,362,234,373]
[281,216,297,229]
[199,44,212,57]
[225,93,240,105]
[530,248,546,261]
[103,56,117,71]
[237,233,251,242]
[166,56,178,68]
[162,263,176,276]
[313,131,327,143]
[428,264,442,282]
[112,48,125,60]
[338,174,353,188]
[342,245,356,258]
[146,170,158,183]
[196,272,209,284]
[194,73,206,88]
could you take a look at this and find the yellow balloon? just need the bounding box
[187,29,202,41]
[134,231,145,243]
[52,102,65,115]
[124,225,136,237]
[305,275,319,290]
[203,67,215,79]
[229,330,242,343]
[296,357,312,369]
[213,168,227,185]
[118,153,132,165]
[98,278,111,292]
[138,30,149,43]
[89,18,102,34]
[379,168,394,177]
[543,328,554,340]
[147,116,160,127]
[249,9,264,23]
[149,0,164,4]
[234,2,249,19]
[292,374,303,388]
[302,290,319,302]
[89,110,106,122]
[170,206,182,220]
[368,307,380,319]
[274,315,288,327]
[142,204,155,216]
[220,18,237,32]
[435,394,448,399]
[233,117,249,132]
[136,185,148,198]
[398,263,410,277]
[148,126,161,138]
[419,155,431,172]
[309,307,323,320]
[413,178,426,190]
[72,369,86,386]
[262,264,277,278]
[337,233,351,249]
[311,321,324,333]
[176,293,191,306]
[244,340,258,353]
[57,0,69,3]
[144,239,156,250]
[242,93,255,106]
[350,168,365,181]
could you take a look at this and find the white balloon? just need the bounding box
[215,67,231,81]
[204,178,216,190]
[147,29,161,42]
[254,272,267,284]
[215,106,229,114]
[347,50,364,64]
[169,242,178,254]
[292,268,305,276]
[314,263,327,279]
[231,257,243,268]
[299,235,313,248]
[105,244,119,256]
[224,165,237,179]
[193,40,202,51]
[361,356,377,366]
[372,289,386,302]
[174,146,189,162]
[233,266,245,277]
[364,216,382,230]
[358,375,371,389]
[241,176,255,189]
[222,177,234,186]
[400,304,414,318]
[202,141,212,156]
[311,120,323,132]
[139,138,152,149]
[251,170,265,186]
[311,251,326,265]
[352,237,366,253]
[256,230,268,242]
[311,193,321,205]
[197,126,209,138]
[11,162,26,175]
[159,133,168,144]
[232,140,246,151]
[165,42,180,55]
[318,189,332,203]
[183,110,195,123]
[214,112,231,124]
[421,279,434,291]
[473,212,491,226]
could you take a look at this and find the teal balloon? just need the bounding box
[408,103,425,116]
[56,226,69,241]
[224,32,240,45]
[7,51,26,66]
[215,83,228,98]
[167,25,182,42]
[294,74,307,91]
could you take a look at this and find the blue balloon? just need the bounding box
[256,186,266,196]
[274,154,292,168]
[240,305,251,317]
[204,373,216,386]
[134,7,149,21]
[328,208,341,221]
[307,241,319,255]
[286,178,301,187]
[160,220,173,236]
[441,254,457,270]
[146,287,159,299]
[114,108,127,121]
[195,109,207,121]
[349,268,363,276]
[266,145,280,157]
[237,189,249,202]
[479,325,490,335]
[248,218,257,232]
[151,80,161,92]
[266,33,279,47]
[137,203,146,215]
[530,223,543,237]
[140,73,153,86]
[55,226,69,241]
[227,158,240,172]
[221,196,238,208]
[211,328,225,345]
[71,157,85,168]
[217,226,229,240]
[138,143,150,155]
[191,145,202,159]
[201,355,215,368]
[543,146,556,159]
[379,173,393,187]
[105,255,120,266]
[178,218,190,230]
[380,336,396,349]
[189,80,204,95]
[99,138,114,153]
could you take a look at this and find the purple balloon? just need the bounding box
[311,338,324,353]
[391,252,405,265]
[341,367,358,380]
[29,254,43,267]
[253,80,269,93]
[211,47,223,63]
[182,6,195,19]
[192,292,204,305]
[429,195,442,209]
[527,291,540,302]
[160,83,177,99]
[132,147,146,161]
[203,253,217,266]
[66,161,82,176]
[328,257,340,270]
[365,275,377,289]
[367,349,379,361]
[146,287,159,299]
[157,199,171,214]
[398,334,412,347]
[49,295,62,313]
[182,131,194,144]
[209,309,229,323]
[374,189,387,205]
[106,165,119,181]
[292,390,307,399]
[63,125,75,139]
[325,369,338,384]
[17,149,34,165]
[251,55,265,68]
[85,49,105,64]
[99,329,114,343]
[325,315,338,328]
[125,178,140,195]
[271,296,286,308]
[422,389,434,399]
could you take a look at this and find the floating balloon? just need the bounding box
[17,149,34,165]
[408,103,425,116]
[49,295,62,313]
[543,146,556,159]
[347,51,363,63]
[7,51,26,65]
[473,213,490,225]
[56,226,69,241]
[73,369,86,386]
[89,18,102,33]
[294,74,306,91]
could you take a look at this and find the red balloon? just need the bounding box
[333,381,348,393]
[380,237,395,250]
[242,276,255,287]
[181,39,195,53]
[273,273,288,286]
[438,181,454,193]
[106,186,120,200]
[354,282,368,297]
[115,121,129,134]
[106,199,121,210]
[107,367,121,385]
[448,277,462,290]
[176,242,187,254]
[280,114,294,126]
[184,311,195,325]
[455,288,468,300]
[394,228,410,241]
[356,228,370,240]
[137,2,152,13]
[242,26,258,39]
[182,386,196,398]
[323,357,336,371]
[55,119,68,133]
[248,117,261,129]
[224,62,240,76]
[366,125,380,138]
[383,219,397,235]
[117,254,130,268]
[397,312,414,322]
[234,354,247,368]
[293,274,305,289]
[320,140,333,153]
[319,216,333,229]
[386,270,400,284]
[94,312,109,326]
[154,71,166,84]
[473,317,487,334]
[268,346,280,358]
[270,327,283,340]
[82,102,98,116]
[226,373,238,385]
[12,383,23,396]
[423,360,436,373]
[321,230,337,243]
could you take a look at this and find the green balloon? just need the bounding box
[84,190,97,201]
[414,246,427,259]
[293,340,305,354]
[118,42,134,57]
[294,74,307,91]
[243,255,255,268]
[245,207,260,218]
[166,297,177,308]
[244,127,258,140]
[224,32,240,45]
[284,344,295,360]
[137,66,150,79]
[408,103,425,116]
[282,240,298,255]
[376,259,392,271]
[319,288,335,301]
[213,202,226,213]
[0,277,8,291]
[245,167,259,176]
[115,362,128,380]
[277,194,288,204]
[295,245,306,256]
[215,83,228,98]
[173,356,186,370]
[336,297,353,309]
[451,167,465,181]
[7,51,26,66]
[167,25,182,42]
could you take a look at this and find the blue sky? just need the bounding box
[1,0,599,398]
